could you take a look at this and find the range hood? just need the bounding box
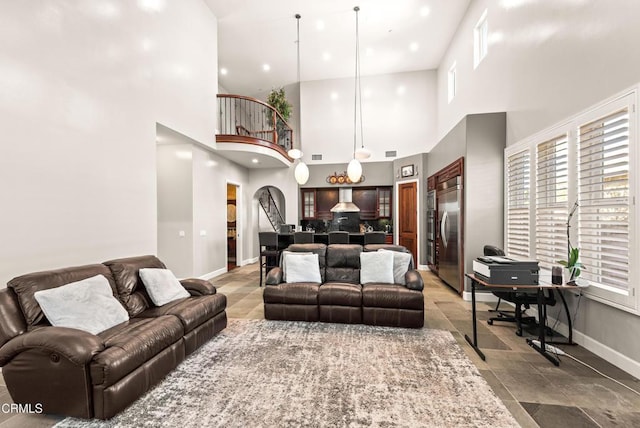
[330,188,360,212]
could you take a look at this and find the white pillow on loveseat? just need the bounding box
[34,274,129,335]
[139,268,190,306]
[378,249,412,285]
[360,251,395,284]
[285,253,322,283]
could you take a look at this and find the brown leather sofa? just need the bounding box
[0,255,227,419]
[263,244,424,328]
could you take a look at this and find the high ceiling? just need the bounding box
[205,0,471,95]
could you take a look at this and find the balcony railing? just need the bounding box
[217,94,293,158]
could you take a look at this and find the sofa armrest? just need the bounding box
[0,327,105,367]
[180,278,217,296]
[265,267,283,285]
[404,270,424,291]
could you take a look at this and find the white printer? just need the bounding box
[472,256,539,285]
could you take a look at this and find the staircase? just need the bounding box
[258,188,285,232]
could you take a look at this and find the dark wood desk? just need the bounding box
[464,273,583,366]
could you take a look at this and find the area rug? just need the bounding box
[56,319,519,427]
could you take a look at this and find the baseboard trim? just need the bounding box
[543,314,640,379]
[418,264,430,271]
[243,257,258,265]
[199,267,227,280]
[462,291,501,303]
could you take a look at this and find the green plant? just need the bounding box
[266,87,292,122]
[557,247,585,280]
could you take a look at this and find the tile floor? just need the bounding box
[2,263,639,427]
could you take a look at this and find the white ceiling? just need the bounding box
[206,0,471,95]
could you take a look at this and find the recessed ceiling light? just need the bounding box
[365,47,374,56]
[420,6,431,17]
[330,92,339,100]
[262,64,270,72]
[409,42,419,52]
[316,20,325,31]
[363,88,372,98]
[397,86,406,95]
[322,52,331,61]
[220,68,228,75]
[251,158,259,164]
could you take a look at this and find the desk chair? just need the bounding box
[484,245,557,336]
[363,231,386,244]
[328,231,349,244]
[259,232,280,287]
[293,232,314,244]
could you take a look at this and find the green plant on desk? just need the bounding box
[557,247,585,281]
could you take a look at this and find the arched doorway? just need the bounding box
[254,186,286,232]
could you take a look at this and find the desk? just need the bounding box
[464,273,584,366]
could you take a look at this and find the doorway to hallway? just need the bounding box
[227,183,239,271]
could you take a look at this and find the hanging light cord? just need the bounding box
[356,8,364,151]
[353,6,361,157]
[296,14,301,85]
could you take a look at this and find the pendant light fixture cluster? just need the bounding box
[347,6,371,183]
[289,13,309,185]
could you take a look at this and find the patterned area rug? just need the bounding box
[56,320,519,427]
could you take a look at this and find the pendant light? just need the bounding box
[347,6,366,183]
[290,14,309,185]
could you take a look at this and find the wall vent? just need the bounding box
[385,151,397,158]
[312,154,323,161]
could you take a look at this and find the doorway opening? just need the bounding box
[227,183,239,271]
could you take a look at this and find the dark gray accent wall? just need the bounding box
[304,161,394,188]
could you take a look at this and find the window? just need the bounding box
[578,107,630,293]
[474,10,488,68]
[448,62,457,103]
[535,134,569,269]
[506,147,531,259]
[504,89,637,312]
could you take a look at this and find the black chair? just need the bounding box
[364,231,386,244]
[293,231,314,244]
[328,231,349,244]
[484,245,557,336]
[259,232,280,287]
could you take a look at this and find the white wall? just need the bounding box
[437,0,640,145]
[301,70,438,165]
[437,0,640,376]
[0,0,218,284]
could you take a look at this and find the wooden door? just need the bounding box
[398,182,418,265]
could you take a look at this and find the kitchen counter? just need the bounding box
[276,232,393,247]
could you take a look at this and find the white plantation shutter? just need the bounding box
[535,135,569,269]
[578,107,630,291]
[506,149,531,258]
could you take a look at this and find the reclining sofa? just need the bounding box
[0,255,227,419]
[263,244,424,328]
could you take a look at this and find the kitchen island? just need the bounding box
[276,232,393,248]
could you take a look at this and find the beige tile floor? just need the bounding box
[2,263,640,427]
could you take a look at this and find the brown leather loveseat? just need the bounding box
[263,244,424,328]
[0,255,227,419]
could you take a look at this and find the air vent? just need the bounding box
[385,151,397,158]
[312,154,323,161]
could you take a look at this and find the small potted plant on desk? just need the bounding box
[557,246,585,285]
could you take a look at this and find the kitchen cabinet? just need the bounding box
[352,188,378,220]
[315,189,339,220]
[301,189,316,219]
[377,188,391,218]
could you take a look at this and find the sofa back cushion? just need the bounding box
[325,244,362,284]
[7,264,119,328]
[284,244,327,283]
[103,255,165,317]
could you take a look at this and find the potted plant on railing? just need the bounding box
[557,246,585,283]
[266,87,292,147]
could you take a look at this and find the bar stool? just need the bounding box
[293,231,314,244]
[259,232,280,287]
[364,231,386,244]
[328,231,349,244]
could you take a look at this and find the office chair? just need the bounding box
[483,245,557,336]
[328,231,349,244]
[259,232,280,287]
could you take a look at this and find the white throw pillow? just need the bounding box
[139,268,190,306]
[360,251,394,284]
[280,250,312,281]
[285,253,322,283]
[34,274,129,335]
[378,249,412,285]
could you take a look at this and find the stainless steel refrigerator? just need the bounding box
[437,176,462,292]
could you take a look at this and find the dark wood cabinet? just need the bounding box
[352,188,378,219]
[377,187,392,218]
[315,189,339,220]
[301,189,316,219]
